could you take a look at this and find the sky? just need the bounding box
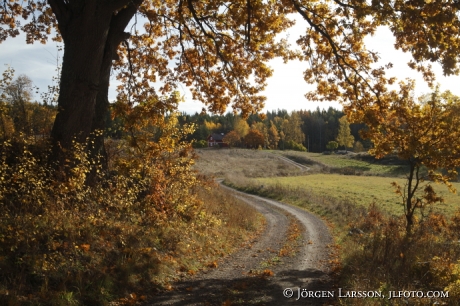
[2,17,460,115]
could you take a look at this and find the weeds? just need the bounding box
[341,206,460,305]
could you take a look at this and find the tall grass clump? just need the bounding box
[341,205,460,305]
[0,112,262,305]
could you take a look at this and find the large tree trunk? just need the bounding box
[50,3,113,157]
[87,22,131,181]
[48,0,141,174]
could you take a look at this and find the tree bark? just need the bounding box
[87,17,132,181]
[50,3,113,157]
[49,0,142,175]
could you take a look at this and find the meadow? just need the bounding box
[273,150,409,176]
[255,174,460,216]
[208,148,460,305]
[194,148,304,178]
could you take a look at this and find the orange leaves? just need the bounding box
[79,244,90,252]
[113,0,296,117]
[222,299,232,306]
[119,293,147,305]
[188,269,196,275]
[243,129,265,149]
[247,268,274,278]
[422,185,444,205]
[208,261,218,268]
[262,269,274,277]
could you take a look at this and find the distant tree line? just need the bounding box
[173,108,370,152]
[1,71,368,153]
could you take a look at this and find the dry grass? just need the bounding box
[340,206,460,305]
[0,136,263,305]
[193,148,303,178]
[274,150,409,176]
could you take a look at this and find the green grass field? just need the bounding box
[274,151,408,176]
[255,174,460,216]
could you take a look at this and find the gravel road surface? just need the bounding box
[145,185,334,306]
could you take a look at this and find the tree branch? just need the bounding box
[246,0,251,46]
[108,0,143,49]
[289,0,379,102]
[107,0,138,12]
[186,0,225,62]
[331,0,356,9]
[112,0,143,31]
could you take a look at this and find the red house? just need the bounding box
[207,133,228,147]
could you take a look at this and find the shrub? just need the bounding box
[341,206,460,305]
[284,140,307,151]
[0,113,261,304]
[192,139,208,148]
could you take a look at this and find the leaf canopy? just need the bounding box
[2,0,460,119]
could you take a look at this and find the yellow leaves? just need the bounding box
[118,293,147,305]
[188,269,196,275]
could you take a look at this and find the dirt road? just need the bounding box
[145,185,334,306]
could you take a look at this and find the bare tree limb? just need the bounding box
[246,0,251,46]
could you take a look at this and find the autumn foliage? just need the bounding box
[343,205,460,304]
[359,87,460,232]
[0,96,261,304]
[3,0,460,160]
[244,129,265,149]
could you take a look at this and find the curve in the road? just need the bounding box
[146,184,333,306]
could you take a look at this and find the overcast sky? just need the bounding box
[1,19,460,115]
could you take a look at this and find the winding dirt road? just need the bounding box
[145,185,333,306]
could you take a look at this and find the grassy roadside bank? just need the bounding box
[255,174,460,216]
[0,139,265,306]
[0,178,265,306]
[223,174,460,305]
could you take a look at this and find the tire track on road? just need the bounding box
[146,184,333,306]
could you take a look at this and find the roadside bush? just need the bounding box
[0,114,261,305]
[341,205,460,305]
[192,139,208,148]
[284,140,307,151]
[0,131,200,304]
